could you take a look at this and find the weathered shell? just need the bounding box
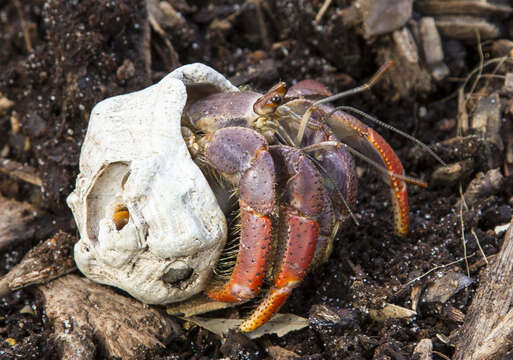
[67,64,238,304]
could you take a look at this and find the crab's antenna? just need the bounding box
[294,60,394,145]
[302,141,428,188]
[328,106,447,166]
[305,153,360,227]
[316,60,394,106]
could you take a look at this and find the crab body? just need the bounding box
[183,79,409,332]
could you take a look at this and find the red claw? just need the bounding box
[239,213,318,332]
[206,205,272,302]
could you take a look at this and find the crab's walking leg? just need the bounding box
[240,146,324,332]
[322,108,409,236]
[285,79,410,236]
[204,127,276,303]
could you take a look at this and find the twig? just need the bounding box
[13,0,32,53]
[471,228,488,265]
[466,30,484,105]
[315,0,332,24]
[0,158,42,186]
[459,182,489,265]
[402,253,476,288]
[459,201,470,277]
[252,0,270,49]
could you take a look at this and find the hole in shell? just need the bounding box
[113,204,129,231]
[162,266,193,285]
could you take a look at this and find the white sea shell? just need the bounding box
[67,64,237,304]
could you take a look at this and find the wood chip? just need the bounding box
[422,271,473,303]
[453,218,513,359]
[267,345,300,359]
[38,274,180,360]
[369,303,417,322]
[0,158,42,186]
[435,16,499,40]
[416,1,513,16]
[413,338,433,360]
[0,231,75,297]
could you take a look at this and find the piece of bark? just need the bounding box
[417,0,513,16]
[37,274,180,360]
[453,217,513,359]
[471,93,503,150]
[430,159,474,186]
[413,339,432,360]
[422,271,473,303]
[435,16,499,40]
[0,231,76,297]
[0,195,45,250]
[267,345,300,359]
[459,168,504,208]
[0,158,42,186]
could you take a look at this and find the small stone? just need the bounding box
[431,63,449,81]
[360,0,413,37]
[505,73,513,92]
[419,17,444,66]
[116,59,136,82]
[0,96,14,115]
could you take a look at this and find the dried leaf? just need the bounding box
[183,313,308,339]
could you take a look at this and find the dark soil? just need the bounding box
[1,1,513,359]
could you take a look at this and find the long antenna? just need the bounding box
[327,106,447,166]
[294,61,394,145]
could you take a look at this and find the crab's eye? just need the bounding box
[271,94,282,105]
[253,82,288,115]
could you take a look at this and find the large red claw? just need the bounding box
[239,146,324,332]
[206,206,272,302]
[203,127,276,303]
[239,213,318,332]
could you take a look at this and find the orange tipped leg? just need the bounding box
[239,213,318,332]
[324,110,410,236]
[206,205,272,302]
[366,127,409,236]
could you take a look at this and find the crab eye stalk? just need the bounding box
[253,82,288,115]
[271,94,282,104]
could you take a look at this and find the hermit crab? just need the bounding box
[180,62,436,332]
[68,64,434,334]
